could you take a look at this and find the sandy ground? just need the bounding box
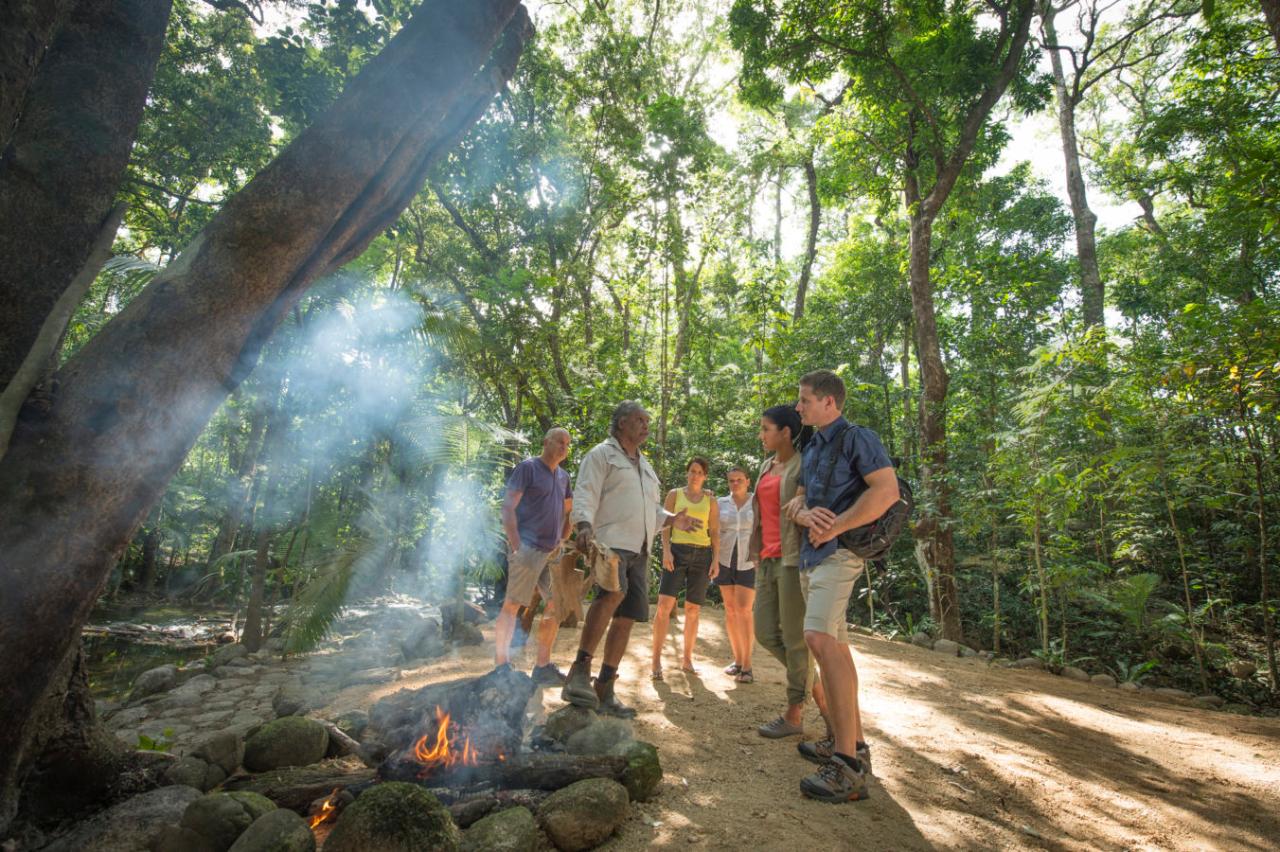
[324,608,1280,851]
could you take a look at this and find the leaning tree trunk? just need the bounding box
[1041,5,1104,331]
[0,0,532,833]
[0,0,78,153]
[0,0,172,389]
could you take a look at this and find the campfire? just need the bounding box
[225,666,652,842]
[409,706,506,779]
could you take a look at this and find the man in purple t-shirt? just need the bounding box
[497,427,573,684]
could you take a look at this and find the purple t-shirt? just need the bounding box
[505,457,571,551]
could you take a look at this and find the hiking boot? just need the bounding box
[594,675,637,719]
[560,660,599,709]
[531,663,568,686]
[799,754,868,803]
[797,739,872,773]
[797,735,833,765]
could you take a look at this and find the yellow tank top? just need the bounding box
[671,489,712,546]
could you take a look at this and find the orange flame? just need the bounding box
[308,788,341,830]
[411,706,482,775]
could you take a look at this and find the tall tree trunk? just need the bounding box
[1041,5,1104,330]
[208,402,269,567]
[0,0,171,389]
[0,2,531,833]
[241,380,291,653]
[904,199,962,641]
[793,152,819,322]
[137,525,160,593]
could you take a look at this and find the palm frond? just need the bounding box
[281,535,392,654]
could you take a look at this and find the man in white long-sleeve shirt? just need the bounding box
[563,401,701,717]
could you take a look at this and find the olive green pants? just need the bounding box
[752,557,815,706]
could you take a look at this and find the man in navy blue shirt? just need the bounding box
[785,370,899,803]
[497,428,573,685]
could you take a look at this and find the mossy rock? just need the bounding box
[324,782,459,852]
[538,778,628,851]
[179,791,276,851]
[460,806,536,852]
[226,808,316,852]
[243,716,329,771]
[610,739,662,802]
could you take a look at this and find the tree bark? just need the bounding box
[1041,4,1105,330]
[905,205,962,641]
[794,152,820,322]
[1261,0,1280,56]
[0,1,531,834]
[0,0,171,390]
[0,0,78,152]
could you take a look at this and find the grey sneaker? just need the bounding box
[531,663,568,686]
[594,675,637,719]
[798,739,872,774]
[799,754,869,803]
[561,660,599,709]
[757,716,805,738]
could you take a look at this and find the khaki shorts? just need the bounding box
[505,545,555,608]
[800,549,865,637]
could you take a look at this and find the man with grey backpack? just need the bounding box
[785,369,904,803]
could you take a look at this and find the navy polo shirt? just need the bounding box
[506,457,571,551]
[799,417,892,569]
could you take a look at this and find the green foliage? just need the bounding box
[78,0,1277,702]
[137,728,177,752]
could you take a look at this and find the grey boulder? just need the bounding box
[43,785,201,852]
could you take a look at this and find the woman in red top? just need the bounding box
[750,405,833,740]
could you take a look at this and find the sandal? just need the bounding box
[681,663,698,675]
[651,667,664,682]
[723,662,742,676]
[735,669,754,684]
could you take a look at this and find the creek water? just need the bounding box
[83,601,239,702]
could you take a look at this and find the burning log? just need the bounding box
[379,751,628,791]
[366,664,536,757]
[222,760,375,813]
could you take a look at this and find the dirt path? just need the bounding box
[325,609,1280,851]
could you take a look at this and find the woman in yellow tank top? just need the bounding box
[652,457,720,679]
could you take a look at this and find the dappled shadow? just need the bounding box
[852,636,1280,850]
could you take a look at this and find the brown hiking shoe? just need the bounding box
[798,738,872,774]
[560,660,599,709]
[594,675,636,719]
[799,754,868,803]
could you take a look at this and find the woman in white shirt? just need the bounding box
[714,466,756,682]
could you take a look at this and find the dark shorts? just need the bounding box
[659,543,713,606]
[713,544,756,589]
[607,547,650,623]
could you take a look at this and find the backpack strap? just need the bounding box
[817,422,851,508]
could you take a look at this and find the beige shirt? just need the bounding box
[570,437,665,554]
